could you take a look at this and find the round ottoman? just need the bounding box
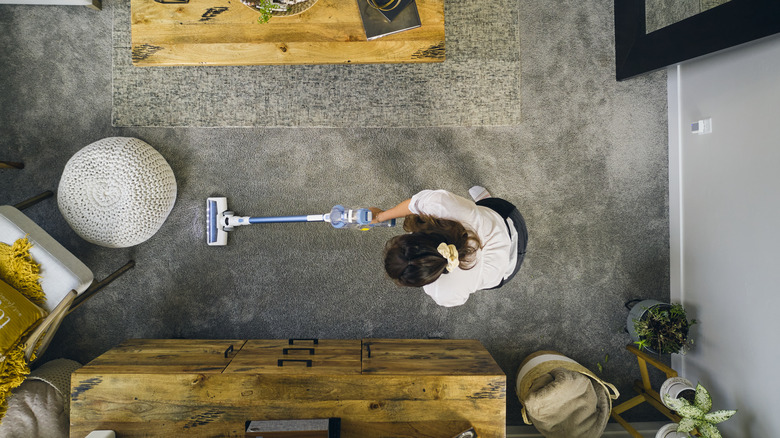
[58,137,177,248]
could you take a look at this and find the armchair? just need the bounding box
[0,192,133,362]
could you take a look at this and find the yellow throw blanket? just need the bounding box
[0,238,45,307]
[0,237,46,424]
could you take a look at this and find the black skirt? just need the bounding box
[476,197,528,289]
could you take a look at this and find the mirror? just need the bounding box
[645,0,732,33]
[614,0,780,81]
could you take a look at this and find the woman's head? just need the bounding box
[383,215,481,287]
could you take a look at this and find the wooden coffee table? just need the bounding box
[70,339,505,437]
[130,0,445,66]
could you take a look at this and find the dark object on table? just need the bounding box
[244,418,340,438]
[369,0,415,22]
[453,427,478,438]
[357,0,420,40]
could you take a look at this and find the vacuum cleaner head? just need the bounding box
[206,197,229,246]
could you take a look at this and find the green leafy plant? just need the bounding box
[664,383,736,438]
[633,303,696,354]
[248,0,276,23]
[595,353,609,374]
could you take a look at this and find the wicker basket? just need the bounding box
[242,0,320,17]
[515,351,620,438]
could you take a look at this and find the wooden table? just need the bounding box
[70,339,506,437]
[130,0,445,66]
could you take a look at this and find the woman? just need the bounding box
[373,186,528,307]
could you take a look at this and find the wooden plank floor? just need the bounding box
[130,0,445,66]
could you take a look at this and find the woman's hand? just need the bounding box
[369,199,412,224]
[369,207,385,224]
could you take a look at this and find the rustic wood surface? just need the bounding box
[224,339,362,375]
[70,339,506,437]
[130,0,445,66]
[362,338,506,375]
[76,338,246,373]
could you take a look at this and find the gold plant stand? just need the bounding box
[611,344,692,437]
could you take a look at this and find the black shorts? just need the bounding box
[476,197,528,289]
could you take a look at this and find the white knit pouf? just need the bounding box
[58,137,177,248]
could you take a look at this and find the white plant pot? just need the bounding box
[655,423,691,438]
[626,299,664,349]
[660,376,695,409]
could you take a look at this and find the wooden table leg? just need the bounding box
[0,161,24,169]
[69,260,136,314]
[13,191,53,211]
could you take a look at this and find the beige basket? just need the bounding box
[242,0,320,17]
[515,351,620,436]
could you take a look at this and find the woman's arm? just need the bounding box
[371,199,412,223]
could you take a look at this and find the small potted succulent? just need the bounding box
[242,0,319,23]
[626,299,696,354]
[663,383,737,438]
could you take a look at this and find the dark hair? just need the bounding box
[383,215,481,287]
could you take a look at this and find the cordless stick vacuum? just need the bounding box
[206,197,396,246]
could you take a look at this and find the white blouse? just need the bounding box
[408,190,518,307]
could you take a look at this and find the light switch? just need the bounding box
[691,118,712,135]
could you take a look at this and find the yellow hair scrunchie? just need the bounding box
[436,242,459,272]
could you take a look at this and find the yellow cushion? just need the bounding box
[0,279,46,359]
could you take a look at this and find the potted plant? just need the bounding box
[663,383,737,438]
[655,423,691,438]
[660,377,696,409]
[626,299,696,354]
[241,0,319,23]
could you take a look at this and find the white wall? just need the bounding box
[669,34,780,437]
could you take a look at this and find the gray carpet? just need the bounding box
[1,0,669,426]
[112,0,522,127]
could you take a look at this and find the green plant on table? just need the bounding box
[663,383,736,438]
[250,0,275,23]
[633,303,696,354]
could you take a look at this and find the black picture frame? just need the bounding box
[614,0,780,81]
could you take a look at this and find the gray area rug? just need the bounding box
[1,0,670,425]
[112,0,521,127]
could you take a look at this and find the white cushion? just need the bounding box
[0,380,66,438]
[0,359,81,438]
